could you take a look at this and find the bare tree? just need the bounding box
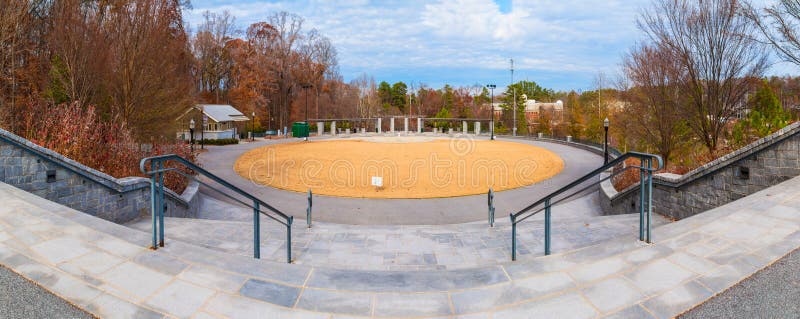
[267,11,304,130]
[350,73,378,120]
[192,10,237,102]
[622,44,687,167]
[0,0,31,120]
[638,0,768,155]
[744,0,800,66]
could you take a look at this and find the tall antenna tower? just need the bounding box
[511,58,516,136]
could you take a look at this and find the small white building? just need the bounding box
[177,104,250,141]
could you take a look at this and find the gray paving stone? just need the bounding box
[296,288,373,316]
[621,244,673,265]
[568,256,630,284]
[134,251,189,276]
[306,266,508,292]
[239,278,301,308]
[695,265,745,292]
[450,272,575,314]
[666,252,719,275]
[205,293,327,319]
[65,250,124,275]
[624,259,696,296]
[581,277,647,314]
[144,279,215,318]
[491,291,599,319]
[372,292,452,317]
[177,265,247,294]
[602,304,656,319]
[99,261,172,301]
[29,237,91,264]
[503,256,578,279]
[45,273,104,309]
[85,293,164,319]
[642,280,712,319]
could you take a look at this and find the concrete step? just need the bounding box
[1,178,799,318]
[125,210,671,271]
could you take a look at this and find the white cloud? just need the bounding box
[183,0,668,90]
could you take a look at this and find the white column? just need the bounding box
[331,121,337,136]
[317,122,324,136]
[462,121,467,133]
[377,118,382,133]
[417,118,422,133]
[475,122,481,135]
[448,128,453,135]
[390,117,395,133]
[404,117,409,134]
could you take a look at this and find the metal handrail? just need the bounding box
[509,151,663,260]
[140,154,294,263]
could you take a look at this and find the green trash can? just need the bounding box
[292,122,309,138]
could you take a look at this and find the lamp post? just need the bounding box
[302,84,312,123]
[302,84,312,141]
[487,84,496,140]
[201,105,206,150]
[603,117,610,165]
[251,111,256,141]
[189,119,195,152]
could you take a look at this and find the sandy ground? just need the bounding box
[233,138,564,198]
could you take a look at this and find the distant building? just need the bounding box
[522,95,564,123]
[491,95,565,128]
[177,104,250,141]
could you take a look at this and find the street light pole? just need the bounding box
[200,105,205,150]
[487,84,496,140]
[189,119,195,152]
[251,111,256,142]
[302,84,312,124]
[603,117,610,165]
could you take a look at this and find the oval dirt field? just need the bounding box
[233,138,564,199]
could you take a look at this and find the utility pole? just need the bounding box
[511,58,516,136]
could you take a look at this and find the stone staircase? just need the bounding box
[125,207,670,271]
[0,177,799,318]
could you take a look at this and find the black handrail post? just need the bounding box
[286,216,293,263]
[510,214,517,261]
[545,198,551,256]
[158,161,165,247]
[646,158,653,243]
[307,189,312,228]
[639,158,646,242]
[254,201,260,259]
[150,160,157,250]
[488,188,494,227]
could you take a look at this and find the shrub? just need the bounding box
[15,101,195,192]
[198,138,238,145]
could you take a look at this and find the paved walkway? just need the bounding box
[679,247,800,318]
[198,135,604,225]
[0,175,798,318]
[127,194,670,270]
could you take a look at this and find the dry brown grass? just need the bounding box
[234,138,565,198]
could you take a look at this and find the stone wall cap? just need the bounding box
[0,127,189,204]
[654,121,800,186]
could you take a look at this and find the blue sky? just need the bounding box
[185,0,789,92]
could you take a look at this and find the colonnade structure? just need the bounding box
[308,117,495,136]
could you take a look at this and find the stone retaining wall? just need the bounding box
[601,122,800,219]
[0,128,198,223]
